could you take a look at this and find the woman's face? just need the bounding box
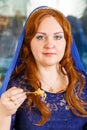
[30,16,66,67]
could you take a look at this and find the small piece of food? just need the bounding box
[34,89,46,98]
[26,89,46,98]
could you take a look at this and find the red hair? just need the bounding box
[14,8,87,125]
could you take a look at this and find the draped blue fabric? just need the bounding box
[67,15,87,70]
[0,27,25,96]
[0,6,86,96]
[71,38,85,72]
[67,15,87,52]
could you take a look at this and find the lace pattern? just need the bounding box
[7,73,87,130]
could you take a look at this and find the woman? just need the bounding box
[0,6,87,130]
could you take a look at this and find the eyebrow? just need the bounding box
[36,32,46,35]
[54,32,64,35]
[36,32,64,35]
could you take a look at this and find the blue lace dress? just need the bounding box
[7,73,87,130]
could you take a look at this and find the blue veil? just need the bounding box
[0,6,85,96]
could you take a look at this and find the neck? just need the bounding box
[37,65,68,93]
[38,65,59,81]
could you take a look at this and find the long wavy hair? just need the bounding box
[13,8,87,125]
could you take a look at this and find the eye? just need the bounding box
[54,34,64,40]
[36,35,45,40]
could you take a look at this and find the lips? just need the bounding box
[43,51,56,54]
[43,52,56,56]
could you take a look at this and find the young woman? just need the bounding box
[0,6,87,130]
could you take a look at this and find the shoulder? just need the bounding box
[7,73,33,92]
[79,71,87,101]
[74,71,87,101]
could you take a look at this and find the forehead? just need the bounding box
[37,16,63,33]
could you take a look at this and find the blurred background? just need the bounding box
[0,0,87,87]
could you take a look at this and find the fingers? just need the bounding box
[0,87,27,117]
[6,87,23,97]
[9,92,27,106]
[1,87,27,108]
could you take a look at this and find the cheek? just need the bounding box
[31,46,37,57]
[62,45,66,56]
[56,42,66,59]
[30,44,40,58]
[30,41,37,54]
[57,43,66,52]
[61,40,66,51]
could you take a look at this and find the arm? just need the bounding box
[0,104,11,130]
[0,87,27,130]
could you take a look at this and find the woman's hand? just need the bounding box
[0,87,27,117]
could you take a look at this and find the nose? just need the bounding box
[44,37,55,49]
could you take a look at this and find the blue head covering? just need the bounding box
[0,6,85,96]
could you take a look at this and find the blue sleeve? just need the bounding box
[7,74,29,130]
[7,74,32,130]
[80,72,87,102]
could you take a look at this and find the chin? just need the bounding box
[43,62,58,66]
